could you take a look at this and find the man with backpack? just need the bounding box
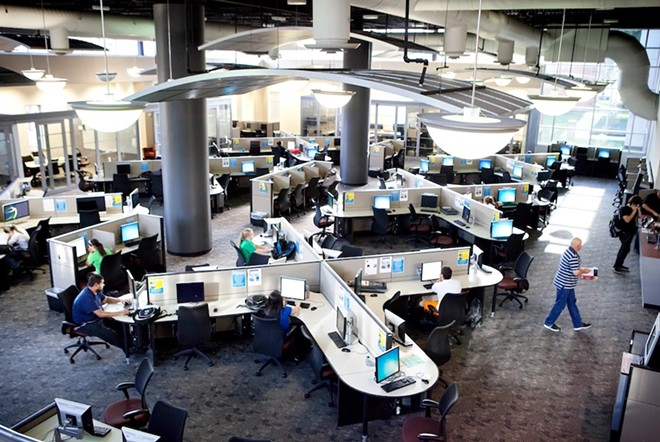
[613,195,643,274]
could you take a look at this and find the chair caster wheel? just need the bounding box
[304,393,310,399]
[255,372,261,376]
[96,356,102,360]
[64,349,69,354]
[183,366,188,371]
[518,305,523,310]
[281,373,287,378]
[69,359,75,364]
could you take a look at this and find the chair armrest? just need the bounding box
[498,265,513,272]
[122,408,149,422]
[115,382,135,399]
[420,399,440,409]
[417,433,444,441]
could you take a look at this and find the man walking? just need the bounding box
[543,237,592,332]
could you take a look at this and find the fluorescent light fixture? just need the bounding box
[70,96,146,133]
[36,74,67,92]
[312,89,355,109]
[22,67,45,80]
[367,28,438,34]
[363,14,379,20]
[527,90,580,116]
[287,0,307,4]
[96,72,117,82]
[515,76,531,84]
[418,108,526,160]
[492,75,512,87]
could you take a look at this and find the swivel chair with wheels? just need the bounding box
[100,252,128,293]
[289,183,305,217]
[304,176,320,208]
[79,209,101,228]
[424,322,454,386]
[300,326,337,407]
[173,303,214,370]
[371,207,395,248]
[382,291,407,319]
[230,240,246,266]
[492,232,525,267]
[274,188,290,218]
[407,204,432,248]
[103,358,155,429]
[431,290,468,345]
[252,315,287,378]
[495,251,534,309]
[401,382,459,442]
[13,226,47,280]
[113,173,132,200]
[429,215,454,248]
[312,201,334,242]
[129,234,163,278]
[146,400,188,442]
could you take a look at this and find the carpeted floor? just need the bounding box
[0,175,656,441]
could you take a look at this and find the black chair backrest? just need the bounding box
[276,188,290,214]
[148,400,188,442]
[503,232,525,262]
[408,203,417,217]
[79,209,101,228]
[425,323,453,366]
[538,188,557,203]
[113,173,131,196]
[137,234,161,271]
[340,244,363,257]
[146,195,157,212]
[440,165,454,183]
[230,240,246,266]
[255,167,270,177]
[27,226,41,260]
[292,184,305,206]
[305,176,320,200]
[378,177,387,189]
[248,253,271,266]
[500,171,512,183]
[372,207,390,235]
[393,149,405,169]
[437,291,467,328]
[300,326,325,380]
[383,291,407,319]
[57,285,81,324]
[151,172,164,198]
[513,202,533,230]
[514,251,534,279]
[135,358,155,410]
[327,181,339,198]
[536,170,552,182]
[320,234,338,250]
[177,303,211,347]
[100,252,126,291]
[438,382,459,418]
[271,146,281,165]
[632,172,643,194]
[252,315,284,358]
[481,168,496,184]
[36,218,51,256]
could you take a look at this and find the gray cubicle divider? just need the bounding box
[451,182,531,204]
[369,140,402,171]
[103,160,162,177]
[428,155,496,174]
[209,156,274,175]
[438,187,501,229]
[494,154,545,185]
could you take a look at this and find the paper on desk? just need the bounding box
[401,354,425,368]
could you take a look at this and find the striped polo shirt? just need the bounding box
[553,246,580,289]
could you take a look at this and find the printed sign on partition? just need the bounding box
[247,268,262,286]
[148,277,163,296]
[259,182,267,193]
[345,192,355,205]
[392,257,405,274]
[377,329,388,353]
[400,190,408,202]
[364,258,378,276]
[231,271,247,288]
[457,250,470,265]
[55,199,67,212]
[222,158,230,168]
[380,257,392,273]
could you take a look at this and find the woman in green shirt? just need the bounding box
[86,238,112,273]
[238,228,272,263]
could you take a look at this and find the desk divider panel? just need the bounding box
[24,193,124,218]
[251,179,273,216]
[276,218,324,263]
[339,187,443,214]
[103,160,162,177]
[426,154,453,172]
[369,140,397,171]
[494,154,544,184]
[289,169,306,187]
[438,187,501,228]
[451,182,530,204]
[209,156,274,175]
[303,163,320,181]
[428,155,496,174]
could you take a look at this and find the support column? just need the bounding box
[340,41,371,186]
[154,3,211,256]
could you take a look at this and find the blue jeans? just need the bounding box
[544,287,582,328]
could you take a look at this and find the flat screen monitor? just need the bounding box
[354,269,363,295]
[129,189,139,209]
[490,219,514,239]
[420,193,438,209]
[120,221,140,243]
[384,309,406,343]
[472,244,485,270]
[497,188,516,204]
[644,312,660,369]
[2,200,29,222]
[336,308,347,340]
[55,398,94,436]
[576,147,588,155]
[442,156,454,166]
[307,148,318,158]
[512,165,523,180]
[545,157,557,168]
[375,346,400,383]
[280,276,307,301]
[374,195,391,210]
[598,149,611,159]
[479,159,492,170]
[116,164,131,175]
[420,260,443,282]
[462,205,471,223]
[77,196,106,213]
[327,193,335,208]
[287,141,295,150]
[70,236,88,259]
[419,159,429,173]
[560,146,572,157]
[176,281,205,304]
[241,161,255,174]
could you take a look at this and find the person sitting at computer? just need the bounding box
[0,224,30,272]
[483,196,503,210]
[260,290,308,360]
[72,273,130,355]
[86,238,112,273]
[642,190,660,219]
[418,266,462,311]
[238,228,272,263]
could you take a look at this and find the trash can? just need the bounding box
[45,287,65,313]
[251,211,267,228]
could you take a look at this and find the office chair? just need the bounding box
[493,231,525,266]
[339,244,363,257]
[432,291,468,345]
[423,322,454,386]
[535,170,552,186]
[79,209,101,228]
[274,188,290,218]
[378,177,387,189]
[289,183,305,217]
[173,303,214,370]
[57,285,109,364]
[300,325,337,407]
[480,167,496,184]
[151,171,164,203]
[305,176,320,208]
[426,173,448,186]
[13,226,46,280]
[440,165,454,184]
[36,217,52,262]
[252,315,287,378]
[382,291,407,319]
[325,180,339,199]
[495,251,534,310]
[429,215,454,248]
[145,195,157,213]
[230,240,246,266]
[499,171,512,183]
[100,251,128,293]
[312,201,335,242]
[512,202,533,230]
[271,145,281,165]
[103,358,155,429]
[406,204,432,248]
[129,234,163,279]
[247,253,271,266]
[76,170,94,192]
[113,173,132,199]
[146,400,188,442]
[371,207,395,248]
[401,382,459,442]
[392,149,405,169]
[536,189,557,227]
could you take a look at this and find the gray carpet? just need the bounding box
[0,176,656,441]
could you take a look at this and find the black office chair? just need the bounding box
[36,217,51,263]
[248,253,271,266]
[495,251,534,309]
[392,149,405,169]
[289,183,305,217]
[305,176,320,208]
[145,195,157,213]
[378,177,387,189]
[100,251,128,293]
[230,240,246,267]
[339,244,363,257]
[512,202,533,230]
[536,170,552,186]
[255,167,270,177]
[173,303,214,370]
[320,234,339,250]
[113,173,132,199]
[371,207,395,248]
[440,165,454,184]
[76,170,94,192]
[429,215,454,248]
[271,146,281,165]
[146,400,188,442]
[434,291,468,345]
[480,167,496,184]
[312,201,335,242]
[407,204,432,248]
[103,358,155,429]
[300,325,337,407]
[79,209,101,228]
[12,226,47,281]
[57,285,109,364]
[252,315,287,378]
[499,171,512,183]
[274,188,290,218]
[151,171,164,203]
[493,231,525,266]
[130,234,163,279]
[401,382,459,442]
[382,291,407,319]
[424,322,454,386]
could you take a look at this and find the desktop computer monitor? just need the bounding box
[77,196,106,213]
[479,159,492,170]
[511,165,523,180]
[490,219,514,239]
[70,236,88,259]
[420,261,443,282]
[241,161,255,174]
[384,309,406,343]
[644,312,660,369]
[122,427,161,442]
[55,398,94,437]
[354,269,363,296]
[560,146,572,157]
[598,149,611,159]
[420,193,438,209]
[375,346,400,383]
[116,164,131,175]
[497,188,516,204]
[336,308,347,341]
[327,193,335,208]
[307,148,318,159]
[442,156,454,166]
[129,189,139,209]
[419,159,429,173]
[2,200,30,222]
[546,157,557,168]
[120,221,140,244]
[280,276,307,301]
[374,195,391,210]
[462,205,471,223]
[176,281,205,304]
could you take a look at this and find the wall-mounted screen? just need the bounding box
[2,200,30,222]
[374,195,391,210]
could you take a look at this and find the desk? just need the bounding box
[87,175,151,194]
[639,229,660,308]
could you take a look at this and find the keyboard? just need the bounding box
[381,376,417,392]
[423,283,433,290]
[360,281,387,293]
[123,238,141,247]
[93,426,111,437]
[454,220,467,227]
[328,331,347,348]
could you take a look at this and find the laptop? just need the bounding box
[440,206,458,215]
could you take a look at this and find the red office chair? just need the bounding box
[401,382,459,442]
[103,358,155,429]
[495,251,534,310]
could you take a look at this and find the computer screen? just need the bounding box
[420,193,438,209]
[462,205,471,223]
[490,219,514,239]
[442,156,454,166]
[327,193,335,208]
[546,157,557,168]
[176,281,205,304]
[241,161,255,174]
[576,147,588,155]
[2,200,29,222]
[130,189,139,209]
[384,309,406,342]
[420,260,443,282]
[307,148,318,159]
[472,244,485,271]
[644,313,660,369]
[560,146,572,157]
[375,346,400,383]
[336,308,347,340]
[354,269,363,295]
[419,159,429,173]
[512,165,523,180]
[55,398,95,437]
[287,141,295,150]
[598,149,611,159]
[497,188,516,204]
[280,276,306,301]
[120,221,140,243]
[479,159,492,170]
[70,236,88,259]
[77,196,106,213]
[374,195,391,210]
[116,164,131,175]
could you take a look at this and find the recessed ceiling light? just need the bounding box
[363,14,379,20]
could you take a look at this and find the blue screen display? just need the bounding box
[241,161,255,173]
[498,188,516,203]
[307,148,318,158]
[419,159,429,172]
[442,157,454,166]
[479,159,492,170]
[491,219,514,239]
[512,165,523,179]
[598,150,610,159]
[560,146,571,156]
[120,221,139,243]
[375,346,400,383]
[546,157,557,168]
[374,195,391,210]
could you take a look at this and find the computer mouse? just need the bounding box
[370,294,378,297]
[341,348,351,353]
[311,306,317,311]
[213,307,218,313]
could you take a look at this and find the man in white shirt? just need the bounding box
[420,266,462,309]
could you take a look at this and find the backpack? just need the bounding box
[609,210,623,238]
[272,239,297,260]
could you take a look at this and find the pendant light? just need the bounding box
[21,47,45,80]
[36,0,66,92]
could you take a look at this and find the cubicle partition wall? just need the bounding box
[492,155,543,185]
[426,155,496,174]
[262,216,323,263]
[450,182,530,205]
[48,213,165,290]
[438,187,501,228]
[103,157,274,179]
[369,140,403,172]
[102,160,161,177]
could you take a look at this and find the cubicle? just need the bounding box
[103,156,274,179]
[368,140,405,172]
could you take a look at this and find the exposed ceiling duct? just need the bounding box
[413,0,660,11]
